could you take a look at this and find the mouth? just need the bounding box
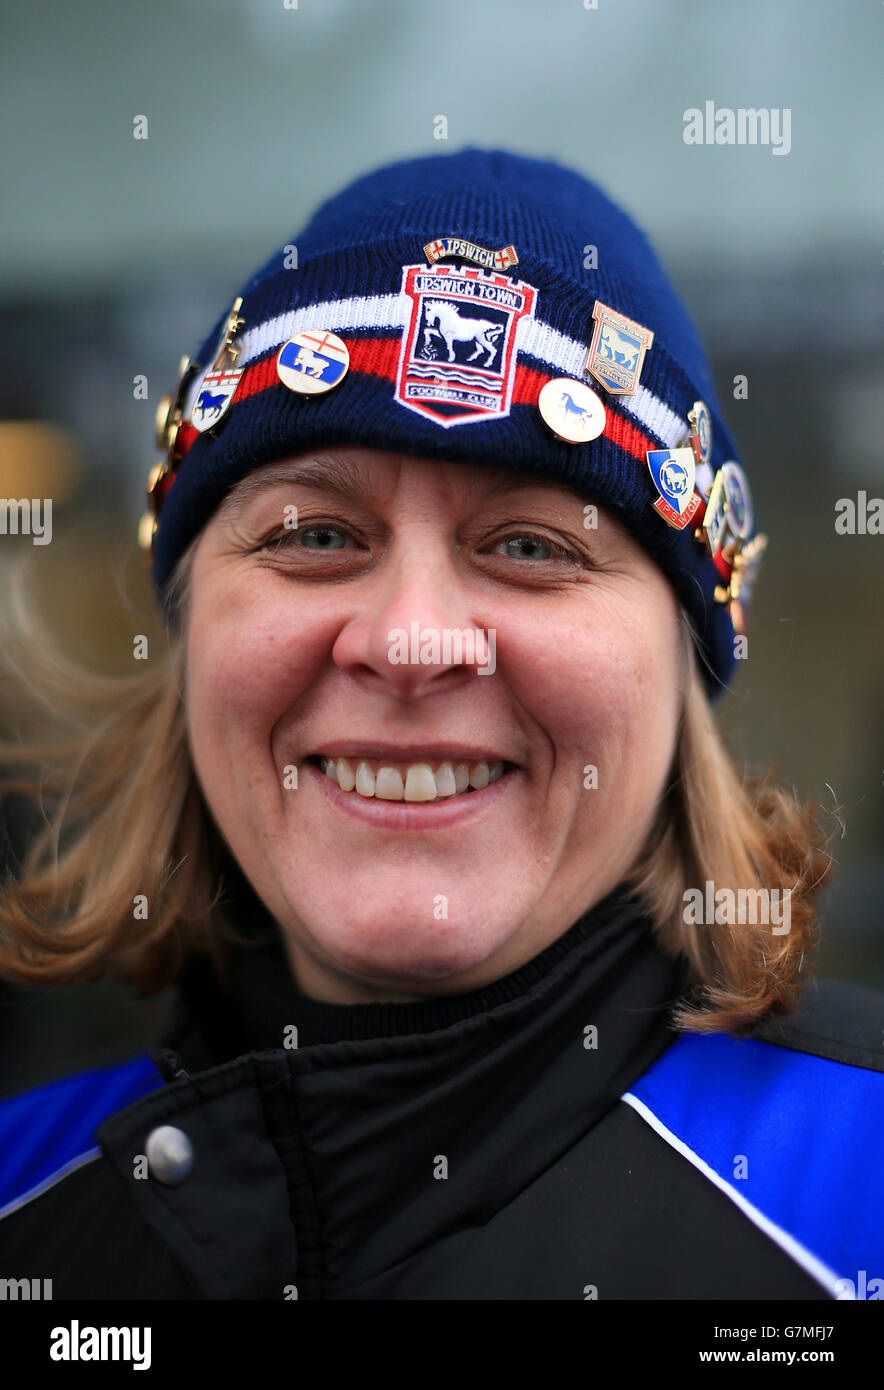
[303,754,519,829]
[306,754,513,803]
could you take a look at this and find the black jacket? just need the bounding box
[2,886,882,1299]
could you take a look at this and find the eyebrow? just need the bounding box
[217,453,586,523]
[217,456,378,522]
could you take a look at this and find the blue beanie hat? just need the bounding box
[142,146,765,695]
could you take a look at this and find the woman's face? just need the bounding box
[186,447,684,1002]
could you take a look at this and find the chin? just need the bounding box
[303,910,509,990]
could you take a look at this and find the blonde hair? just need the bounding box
[0,541,835,1033]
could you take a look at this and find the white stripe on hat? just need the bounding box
[230,293,693,452]
[517,316,690,450]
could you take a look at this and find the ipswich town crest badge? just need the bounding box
[584,300,654,396]
[395,263,537,427]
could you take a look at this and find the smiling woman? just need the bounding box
[185,448,689,1002]
[0,148,879,1304]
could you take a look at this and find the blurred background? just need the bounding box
[0,0,881,1093]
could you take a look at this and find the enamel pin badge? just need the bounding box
[191,368,243,430]
[584,300,654,396]
[686,399,715,497]
[688,400,712,468]
[720,460,754,539]
[276,330,350,395]
[423,236,519,272]
[538,378,606,443]
[190,298,245,433]
[645,447,703,529]
[395,262,536,427]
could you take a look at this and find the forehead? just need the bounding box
[217,449,594,519]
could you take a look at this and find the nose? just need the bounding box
[330,532,493,701]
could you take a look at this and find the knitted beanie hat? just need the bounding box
[141,146,765,695]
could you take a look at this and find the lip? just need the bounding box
[310,743,514,765]
[306,757,518,830]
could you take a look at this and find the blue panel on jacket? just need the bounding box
[625,1033,884,1294]
[0,1054,166,1216]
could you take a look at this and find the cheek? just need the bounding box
[503,591,678,766]
[592,595,681,797]
[186,579,328,737]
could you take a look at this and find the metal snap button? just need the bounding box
[145,1125,194,1186]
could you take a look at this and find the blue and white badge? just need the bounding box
[584,300,654,396]
[646,447,702,530]
[688,401,713,469]
[721,461,754,539]
[277,330,350,395]
[190,367,243,432]
[538,377,606,443]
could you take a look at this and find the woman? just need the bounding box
[1,147,880,1301]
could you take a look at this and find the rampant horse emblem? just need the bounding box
[421,300,505,365]
[395,263,537,427]
[598,324,639,372]
[194,389,227,419]
[560,391,593,426]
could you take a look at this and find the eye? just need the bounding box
[491,532,582,563]
[261,523,354,552]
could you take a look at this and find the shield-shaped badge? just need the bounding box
[394,263,536,427]
[584,301,654,396]
[646,447,703,529]
[190,367,243,432]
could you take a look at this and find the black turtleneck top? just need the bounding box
[170,879,692,1062]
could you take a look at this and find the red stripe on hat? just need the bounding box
[514,363,654,463]
[171,336,654,468]
[173,338,398,465]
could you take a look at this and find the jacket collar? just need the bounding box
[103,886,688,1295]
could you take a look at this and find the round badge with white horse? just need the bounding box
[538,378,606,443]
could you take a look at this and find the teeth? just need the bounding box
[316,756,507,801]
[469,762,489,790]
[434,763,457,797]
[355,761,375,797]
[375,766,405,800]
